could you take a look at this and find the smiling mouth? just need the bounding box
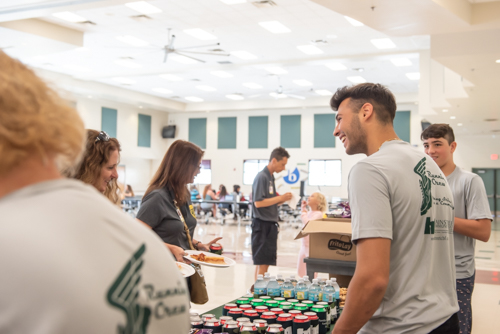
[340,136,346,144]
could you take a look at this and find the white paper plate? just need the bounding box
[176,261,195,278]
[183,250,235,268]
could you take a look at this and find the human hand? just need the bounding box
[282,192,293,202]
[169,244,190,264]
[198,237,223,252]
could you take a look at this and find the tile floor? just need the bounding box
[190,217,500,333]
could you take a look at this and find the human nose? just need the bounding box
[112,168,119,179]
[333,122,340,137]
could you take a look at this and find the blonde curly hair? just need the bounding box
[0,51,85,177]
[313,192,328,212]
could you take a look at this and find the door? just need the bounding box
[472,168,496,218]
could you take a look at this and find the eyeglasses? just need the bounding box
[95,131,110,143]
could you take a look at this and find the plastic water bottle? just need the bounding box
[303,275,312,288]
[295,279,309,301]
[267,276,281,298]
[331,278,341,307]
[254,274,267,298]
[264,272,271,284]
[277,274,284,286]
[323,280,336,325]
[318,278,326,290]
[281,278,295,299]
[289,275,298,287]
[308,279,323,302]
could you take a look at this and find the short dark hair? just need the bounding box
[270,147,290,162]
[330,83,397,124]
[421,123,455,144]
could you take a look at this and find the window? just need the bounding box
[193,160,211,184]
[308,160,341,186]
[243,159,269,185]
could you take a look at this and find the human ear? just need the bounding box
[450,141,457,154]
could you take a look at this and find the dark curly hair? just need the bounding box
[421,123,455,144]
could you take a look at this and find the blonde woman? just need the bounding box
[298,192,328,277]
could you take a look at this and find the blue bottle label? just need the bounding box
[268,288,281,297]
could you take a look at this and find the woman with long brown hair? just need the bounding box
[137,140,222,261]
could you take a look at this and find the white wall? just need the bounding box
[75,96,170,193]
[453,134,500,171]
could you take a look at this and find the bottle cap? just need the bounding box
[312,279,318,283]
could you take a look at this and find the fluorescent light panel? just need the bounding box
[242,82,262,89]
[159,74,183,81]
[315,89,332,96]
[265,66,288,75]
[112,77,136,84]
[347,76,367,84]
[196,85,217,92]
[496,59,500,63]
[297,45,323,55]
[171,55,198,64]
[442,109,448,112]
[152,88,172,94]
[52,11,87,22]
[116,35,149,47]
[226,94,244,100]
[457,123,463,126]
[344,16,364,26]
[211,70,233,78]
[390,58,412,67]
[125,1,162,14]
[183,28,217,40]
[115,59,142,68]
[293,79,313,87]
[406,72,420,80]
[325,63,347,71]
[258,21,291,34]
[371,38,396,49]
[450,116,456,119]
[185,96,204,102]
[231,50,258,60]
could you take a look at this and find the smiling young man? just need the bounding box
[331,83,459,334]
[422,123,492,334]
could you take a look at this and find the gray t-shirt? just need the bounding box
[252,166,278,222]
[137,186,197,250]
[447,166,492,279]
[349,140,458,334]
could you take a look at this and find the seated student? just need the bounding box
[190,184,201,201]
[124,184,135,198]
[218,185,230,211]
[0,51,190,333]
[201,184,217,217]
[232,184,248,217]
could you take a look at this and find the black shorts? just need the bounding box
[251,218,278,265]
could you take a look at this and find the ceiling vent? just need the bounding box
[484,118,498,122]
[78,20,96,26]
[218,60,233,64]
[190,78,201,81]
[491,129,500,133]
[311,39,328,45]
[130,15,152,21]
[252,1,277,8]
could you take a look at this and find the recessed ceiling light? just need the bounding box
[210,70,233,78]
[258,21,291,34]
[183,28,217,40]
[265,66,288,75]
[270,92,287,99]
[242,82,262,89]
[125,1,162,14]
[171,55,198,64]
[139,105,143,109]
[457,123,463,126]
[315,89,333,96]
[63,64,90,72]
[226,94,244,100]
[325,63,347,71]
[371,38,396,49]
[220,0,246,4]
[52,11,87,23]
[390,58,412,67]
[112,77,136,85]
[87,95,92,99]
[293,79,313,87]
[114,59,143,68]
[344,16,364,26]
[296,45,324,55]
[450,116,456,120]
[442,109,448,112]
[496,59,500,63]
[185,96,204,102]
[406,72,420,80]
[347,76,367,84]
[159,74,183,81]
[116,35,149,47]
[152,88,173,94]
[196,85,217,92]
[231,50,258,60]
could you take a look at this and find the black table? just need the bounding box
[304,257,356,280]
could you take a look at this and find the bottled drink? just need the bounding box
[331,278,341,306]
[276,274,284,286]
[322,280,336,325]
[295,279,309,301]
[267,277,282,298]
[264,272,271,284]
[281,278,295,299]
[303,275,312,288]
[254,274,268,298]
[289,275,298,288]
[308,279,322,302]
[318,278,326,290]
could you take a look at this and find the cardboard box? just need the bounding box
[295,218,356,261]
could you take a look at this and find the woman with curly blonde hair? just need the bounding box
[71,129,121,204]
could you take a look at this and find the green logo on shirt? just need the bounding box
[413,157,432,216]
[424,217,435,234]
[107,244,151,334]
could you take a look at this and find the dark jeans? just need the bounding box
[428,313,459,334]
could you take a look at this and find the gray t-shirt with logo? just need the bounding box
[348,140,458,334]
[252,167,278,222]
[447,166,492,279]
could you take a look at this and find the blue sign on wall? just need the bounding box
[283,167,300,184]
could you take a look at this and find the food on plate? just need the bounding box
[190,252,226,264]
[177,263,183,270]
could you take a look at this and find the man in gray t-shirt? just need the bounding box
[422,124,492,334]
[331,83,459,334]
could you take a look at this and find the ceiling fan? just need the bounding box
[250,76,306,100]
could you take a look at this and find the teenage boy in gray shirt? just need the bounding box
[422,123,492,334]
[331,83,458,334]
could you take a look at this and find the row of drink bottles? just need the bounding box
[254,273,341,305]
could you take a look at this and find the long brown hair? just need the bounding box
[202,184,212,199]
[145,140,204,205]
[72,129,121,203]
